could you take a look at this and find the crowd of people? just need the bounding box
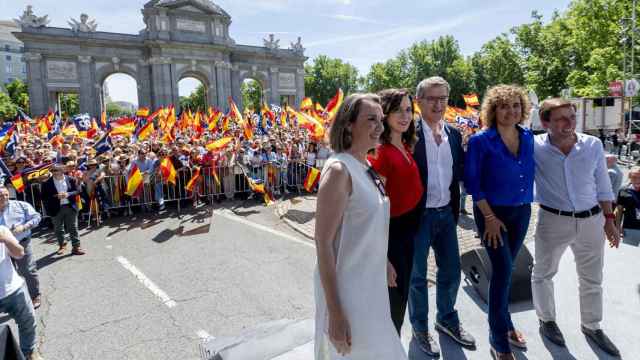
[313,77,624,360]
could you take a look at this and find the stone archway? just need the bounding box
[95,62,142,116]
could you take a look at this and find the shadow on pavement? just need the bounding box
[540,332,578,360]
[462,286,534,315]
[36,251,73,270]
[284,209,315,224]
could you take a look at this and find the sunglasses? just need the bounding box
[366,167,386,198]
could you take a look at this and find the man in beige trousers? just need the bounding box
[532,98,620,357]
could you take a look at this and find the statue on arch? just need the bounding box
[290,37,305,55]
[263,34,280,50]
[14,5,50,28]
[69,13,98,33]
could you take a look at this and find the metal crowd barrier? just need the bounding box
[24,159,326,220]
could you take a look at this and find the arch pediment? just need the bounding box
[145,0,230,18]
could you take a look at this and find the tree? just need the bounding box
[241,79,262,112]
[180,84,207,113]
[305,55,360,105]
[364,35,475,107]
[5,79,29,113]
[0,91,17,121]
[106,102,127,118]
[471,34,525,97]
[59,93,79,117]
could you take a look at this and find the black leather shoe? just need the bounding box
[581,326,620,357]
[539,320,565,347]
[435,321,476,347]
[413,330,440,357]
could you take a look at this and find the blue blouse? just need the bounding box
[464,126,534,206]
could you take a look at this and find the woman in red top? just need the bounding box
[369,88,424,334]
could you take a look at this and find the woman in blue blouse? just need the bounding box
[464,85,534,360]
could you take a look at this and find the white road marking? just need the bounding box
[196,330,213,340]
[115,256,177,308]
[105,245,112,249]
[213,209,315,249]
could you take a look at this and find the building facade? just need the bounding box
[13,0,306,116]
[0,20,26,88]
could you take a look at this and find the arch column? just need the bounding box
[269,67,280,106]
[231,64,241,111]
[295,68,305,107]
[24,52,47,116]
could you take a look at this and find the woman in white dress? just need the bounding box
[314,93,408,359]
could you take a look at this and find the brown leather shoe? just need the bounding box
[55,244,67,255]
[71,246,86,256]
[32,295,41,310]
[490,347,515,360]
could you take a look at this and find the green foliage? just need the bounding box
[105,102,129,118]
[471,34,525,97]
[305,55,360,105]
[0,91,17,121]
[59,93,79,118]
[180,84,207,113]
[241,79,262,112]
[5,79,29,113]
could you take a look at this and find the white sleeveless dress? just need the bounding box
[314,153,407,360]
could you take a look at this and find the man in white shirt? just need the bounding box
[532,98,620,357]
[0,225,43,359]
[409,77,475,356]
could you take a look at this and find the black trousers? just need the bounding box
[388,205,423,334]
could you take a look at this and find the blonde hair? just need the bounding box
[480,85,531,128]
[329,93,380,153]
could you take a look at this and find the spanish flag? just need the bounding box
[136,107,150,117]
[49,134,64,147]
[10,174,24,193]
[247,177,274,206]
[206,137,233,152]
[325,89,344,123]
[221,115,230,131]
[100,109,107,129]
[75,194,83,211]
[110,117,136,136]
[303,167,321,192]
[159,157,176,185]
[36,117,50,136]
[62,124,79,137]
[185,166,201,192]
[135,121,154,141]
[160,129,175,144]
[208,111,222,131]
[125,164,143,197]
[228,97,243,124]
[413,99,422,119]
[289,108,324,140]
[279,109,288,128]
[300,97,313,111]
[463,93,480,107]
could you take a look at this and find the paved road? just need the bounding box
[27,200,316,360]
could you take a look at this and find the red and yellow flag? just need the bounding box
[159,157,177,185]
[135,121,154,141]
[136,107,150,117]
[300,97,313,111]
[463,93,480,107]
[62,124,79,137]
[325,89,344,123]
[110,117,136,136]
[125,164,144,197]
[208,110,222,131]
[206,137,233,152]
[10,174,24,193]
[185,166,201,192]
[228,97,243,124]
[100,110,107,129]
[303,167,321,192]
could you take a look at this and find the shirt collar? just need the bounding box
[421,118,445,134]
[486,125,528,140]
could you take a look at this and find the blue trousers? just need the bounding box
[0,284,36,356]
[409,206,461,332]
[473,204,531,353]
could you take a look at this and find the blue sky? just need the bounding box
[7,0,572,106]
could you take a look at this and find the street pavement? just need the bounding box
[22,200,316,360]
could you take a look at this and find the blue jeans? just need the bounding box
[409,206,461,332]
[473,204,531,353]
[154,182,164,207]
[0,284,36,356]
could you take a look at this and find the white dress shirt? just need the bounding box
[53,177,70,205]
[534,133,614,212]
[422,119,453,208]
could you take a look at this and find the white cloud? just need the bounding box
[305,9,496,48]
[326,14,384,24]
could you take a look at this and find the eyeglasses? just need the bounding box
[421,96,449,104]
[366,167,386,198]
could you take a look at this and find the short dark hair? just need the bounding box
[377,88,417,148]
[539,98,576,123]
